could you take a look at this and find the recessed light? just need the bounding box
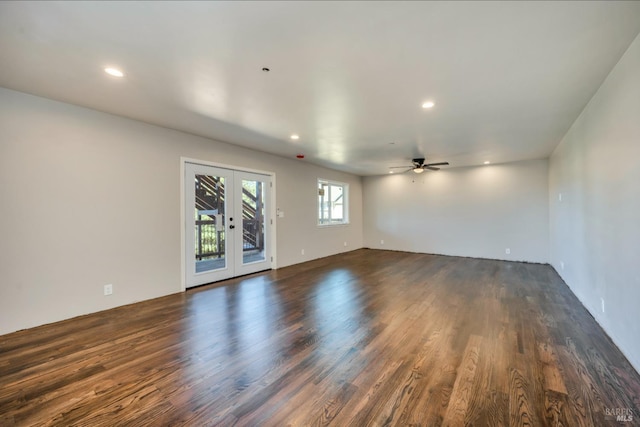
[389,171,394,174]
[290,134,300,140]
[484,161,491,165]
[104,67,124,77]
[422,101,435,109]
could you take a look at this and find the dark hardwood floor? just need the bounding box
[1,249,639,426]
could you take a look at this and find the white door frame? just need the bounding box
[180,157,277,291]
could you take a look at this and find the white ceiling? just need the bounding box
[1,1,639,175]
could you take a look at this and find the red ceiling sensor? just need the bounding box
[296,154,305,159]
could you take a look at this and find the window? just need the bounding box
[318,179,349,226]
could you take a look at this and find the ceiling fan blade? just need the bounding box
[425,162,449,167]
[389,168,414,174]
[389,166,412,169]
[425,166,440,171]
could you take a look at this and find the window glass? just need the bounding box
[318,179,349,225]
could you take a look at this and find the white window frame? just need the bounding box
[317,179,349,226]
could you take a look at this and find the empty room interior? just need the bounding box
[1,2,640,426]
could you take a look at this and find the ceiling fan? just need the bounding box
[390,158,450,174]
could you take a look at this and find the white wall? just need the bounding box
[0,88,363,335]
[549,34,640,372]
[363,159,549,263]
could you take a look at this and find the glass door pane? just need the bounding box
[241,179,266,265]
[234,171,271,277]
[194,174,226,273]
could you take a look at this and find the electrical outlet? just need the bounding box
[104,284,113,296]
[601,298,605,313]
[505,248,511,255]
[301,249,305,255]
[380,239,384,245]
[560,261,565,270]
[558,193,563,202]
[343,241,347,247]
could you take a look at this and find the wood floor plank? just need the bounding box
[1,249,639,426]
[509,367,539,427]
[538,342,568,395]
[442,334,482,426]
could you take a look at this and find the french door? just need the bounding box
[185,162,272,288]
